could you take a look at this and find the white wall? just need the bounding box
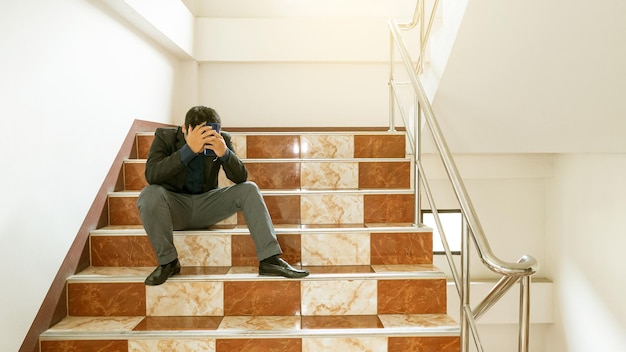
[194,17,400,62]
[546,154,626,352]
[425,154,552,352]
[190,0,422,129]
[192,15,420,129]
[423,154,550,280]
[0,0,184,350]
[197,62,390,128]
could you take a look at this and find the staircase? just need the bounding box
[38,129,460,352]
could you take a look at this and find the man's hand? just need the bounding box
[183,123,227,157]
[204,126,227,157]
[183,123,210,154]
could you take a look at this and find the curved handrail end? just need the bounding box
[480,254,539,277]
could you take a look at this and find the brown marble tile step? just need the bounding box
[134,316,223,331]
[135,133,154,160]
[66,265,447,317]
[93,223,427,232]
[123,158,412,191]
[40,314,459,341]
[107,190,416,226]
[71,264,445,281]
[136,132,407,159]
[90,224,433,267]
[43,314,458,334]
[41,336,460,352]
[243,133,407,159]
[40,316,459,352]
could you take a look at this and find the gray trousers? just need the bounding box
[137,181,282,265]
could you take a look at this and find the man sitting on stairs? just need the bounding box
[137,105,309,286]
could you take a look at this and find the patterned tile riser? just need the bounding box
[91,232,432,267]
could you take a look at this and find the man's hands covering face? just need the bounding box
[184,123,227,157]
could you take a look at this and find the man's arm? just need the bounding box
[144,128,187,186]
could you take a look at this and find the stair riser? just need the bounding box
[91,232,433,267]
[108,193,415,226]
[41,336,461,352]
[124,161,411,191]
[66,279,447,317]
[135,133,407,160]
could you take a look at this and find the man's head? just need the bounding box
[184,106,221,129]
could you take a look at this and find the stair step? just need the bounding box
[40,314,460,352]
[123,158,413,191]
[134,131,408,160]
[90,224,433,267]
[39,129,465,352]
[66,265,447,317]
[107,190,416,226]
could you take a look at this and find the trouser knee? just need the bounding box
[137,184,168,213]
[237,181,261,197]
[236,181,265,207]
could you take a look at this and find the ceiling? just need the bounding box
[182,0,417,19]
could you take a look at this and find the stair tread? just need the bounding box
[108,189,416,196]
[90,223,431,235]
[136,130,408,136]
[125,158,413,162]
[41,314,460,340]
[69,264,446,283]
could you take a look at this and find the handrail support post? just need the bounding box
[388,31,396,133]
[414,95,422,226]
[461,217,470,352]
[519,275,531,352]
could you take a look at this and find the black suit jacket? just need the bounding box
[144,127,248,193]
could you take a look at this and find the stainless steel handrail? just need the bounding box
[388,2,539,351]
[399,0,440,73]
[389,20,538,276]
[389,19,538,276]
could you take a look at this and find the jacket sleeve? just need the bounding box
[144,128,187,186]
[220,132,248,184]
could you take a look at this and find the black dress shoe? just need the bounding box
[259,258,309,278]
[145,260,181,286]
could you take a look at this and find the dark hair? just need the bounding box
[184,106,221,128]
